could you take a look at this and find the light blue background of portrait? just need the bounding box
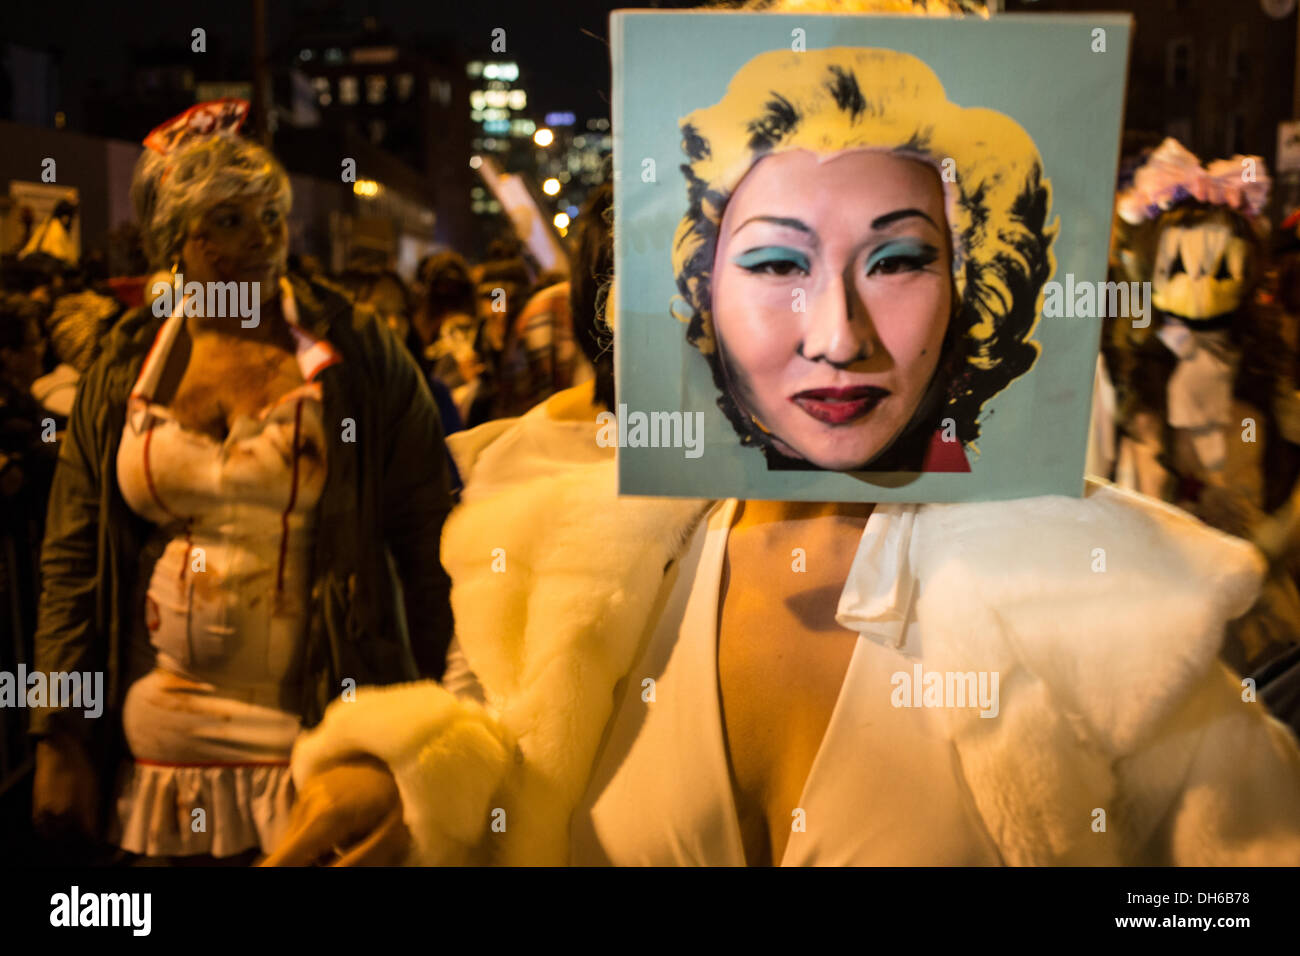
[612,11,1131,501]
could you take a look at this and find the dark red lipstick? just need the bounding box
[790,386,889,425]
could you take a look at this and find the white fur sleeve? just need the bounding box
[290,681,513,865]
[1116,662,1300,865]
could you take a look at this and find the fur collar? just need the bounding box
[296,384,1267,864]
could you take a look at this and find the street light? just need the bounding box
[534,128,554,147]
[553,212,571,230]
[542,178,561,196]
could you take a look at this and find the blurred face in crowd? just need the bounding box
[476,281,502,323]
[411,307,441,349]
[364,275,411,342]
[477,280,517,351]
[710,149,953,471]
[180,192,288,293]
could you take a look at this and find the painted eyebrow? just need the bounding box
[733,209,939,239]
[733,215,813,238]
[871,208,939,231]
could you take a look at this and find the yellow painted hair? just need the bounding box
[671,46,1057,453]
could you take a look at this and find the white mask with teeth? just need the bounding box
[1151,209,1252,322]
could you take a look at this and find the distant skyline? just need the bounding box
[4,1,698,132]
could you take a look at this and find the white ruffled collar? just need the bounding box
[834,503,924,656]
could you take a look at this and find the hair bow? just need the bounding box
[1117,137,1270,225]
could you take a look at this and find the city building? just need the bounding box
[466,57,611,252]
[1007,0,1297,178]
[282,12,474,260]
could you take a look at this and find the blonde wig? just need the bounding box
[671,46,1056,463]
[131,133,292,272]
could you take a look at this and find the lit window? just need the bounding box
[485,90,509,108]
[366,75,387,104]
[339,76,359,104]
[483,64,499,79]
[498,63,518,81]
[508,90,526,110]
[467,61,483,77]
[300,49,314,61]
[396,73,414,101]
[325,48,345,64]
[470,90,486,110]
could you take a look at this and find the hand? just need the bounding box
[32,735,99,841]
[261,757,410,866]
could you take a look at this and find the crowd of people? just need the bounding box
[3,0,1300,870]
[0,126,612,862]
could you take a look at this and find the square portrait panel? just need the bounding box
[612,10,1131,501]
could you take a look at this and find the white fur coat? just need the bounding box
[291,384,1300,865]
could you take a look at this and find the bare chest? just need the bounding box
[167,337,303,441]
[716,510,868,865]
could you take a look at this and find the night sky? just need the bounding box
[4,1,700,129]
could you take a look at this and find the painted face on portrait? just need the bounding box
[710,149,953,472]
